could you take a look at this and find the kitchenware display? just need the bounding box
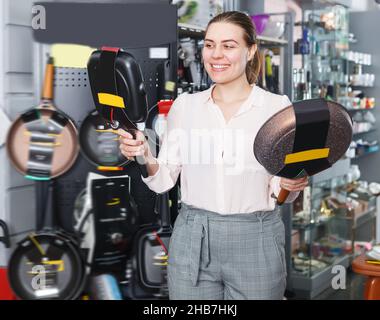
[6,57,79,180]
[87,47,149,177]
[254,98,353,205]
[8,181,86,300]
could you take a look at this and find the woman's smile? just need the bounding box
[209,63,231,72]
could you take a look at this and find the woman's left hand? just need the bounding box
[280,176,309,192]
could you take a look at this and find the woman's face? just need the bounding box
[202,22,256,85]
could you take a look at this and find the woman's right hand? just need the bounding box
[118,129,150,162]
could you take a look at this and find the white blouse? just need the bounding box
[142,84,299,214]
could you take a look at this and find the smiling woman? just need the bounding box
[118,11,306,301]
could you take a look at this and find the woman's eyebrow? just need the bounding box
[204,39,239,44]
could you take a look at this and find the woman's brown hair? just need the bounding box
[205,11,261,84]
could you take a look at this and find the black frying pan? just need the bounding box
[90,176,139,274]
[87,47,149,177]
[6,56,79,181]
[8,181,86,300]
[79,109,130,171]
[133,192,171,294]
[254,98,353,204]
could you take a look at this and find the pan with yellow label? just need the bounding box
[8,182,86,300]
[8,231,85,300]
[254,98,352,205]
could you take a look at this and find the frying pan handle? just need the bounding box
[158,192,171,229]
[277,188,290,206]
[36,180,56,230]
[0,219,10,248]
[128,129,148,178]
[42,57,55,101]
[136,157,149,178]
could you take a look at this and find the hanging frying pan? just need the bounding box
[6,56,79,180]
[134,192,171,293]
[8,231,85,300]
[8,181,86,300]
[254,98,353,205]
[87,47,149,177]
[79,110,130,171]
[90,176,140,275]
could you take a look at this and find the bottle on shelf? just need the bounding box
[293,68,312,101]
[299,28,310,55]
[306,70,312,99]
[297,68,309,100]
[293,68,299,101]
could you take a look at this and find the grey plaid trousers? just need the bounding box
[167,203,287,300]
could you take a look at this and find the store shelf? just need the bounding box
[353,128,377,136]
[178,23,205,38]
[291,206,373,230]
[347,108,376,113]
[353,207,376,228]
[311,158,350,185]
[256,35,288,46]
[353,120,375,124]
[334,206,376,227]
[352,147,380,160]
[178,23,289,46]
[351,85,375,88]
[291,254,351,299]
[337,56,371,66]
[345,60,371,67]
[292,216,334,230]
[298,0,352,10]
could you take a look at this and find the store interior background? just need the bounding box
[0,0,380,300]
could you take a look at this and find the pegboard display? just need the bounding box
[54,69,88,88]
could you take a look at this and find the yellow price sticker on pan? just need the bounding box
[43,260,65,272]
[95,129,120,135]
[98,93,125,108]
[30,142,61,147]
[97,166,123,171]
[29,234,46,256]
[24,131,62,138]
[106,198,121,206]
[284,148,330,164]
